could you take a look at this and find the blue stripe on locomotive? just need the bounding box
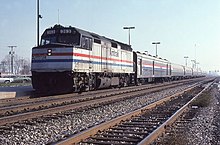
[32,59,133,68]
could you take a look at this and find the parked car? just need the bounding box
[12,76,31,83]
[0,75,31,84]
[0,76,14,84]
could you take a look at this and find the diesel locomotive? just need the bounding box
[31,24,203,93]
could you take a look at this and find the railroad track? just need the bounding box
[0,77,206,108]
[0,78,214,144]
[0,81,163,108]
[0,78,210,126]
[0,80,196,125]
[55,80,214,145]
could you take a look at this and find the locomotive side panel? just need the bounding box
[72,48,91,72]
[111,45,121,73]
[91,43,102,72]
[121,50,133,73]
[101,42,108,72]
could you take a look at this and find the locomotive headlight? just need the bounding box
[47,49,52,56]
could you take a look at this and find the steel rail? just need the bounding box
[0,81,191,126]
[0,77,206,108]
[55,83,201,145]
[0,82,160,108]
[138,81,214,145]
[0,78,199,117]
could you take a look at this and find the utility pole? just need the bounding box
[37,0,42,46]
[8,46,17,74]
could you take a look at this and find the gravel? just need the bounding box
[152,82,220,145]
[0,84,193,145]
[186,84,220,145]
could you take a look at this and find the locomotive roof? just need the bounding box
[48,24,132,51]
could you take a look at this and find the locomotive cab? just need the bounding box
[40,25,80,46]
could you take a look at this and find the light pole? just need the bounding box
[196,62,199,71]
[37,0,42,46]
[191,59,196,69]
[152,42,160,57]
[8,46,17,74]
[184,56,189,66]
[123,26,135,46]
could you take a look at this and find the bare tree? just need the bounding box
[20,58,31,75]
[14,56,31,75]
[1,55,11,74]
[14,55,24,74]
[0,60,7,73]
[0,55,31,75]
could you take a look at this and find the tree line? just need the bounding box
[0,54,31,75]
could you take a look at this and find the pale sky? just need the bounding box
[0,0,220,72]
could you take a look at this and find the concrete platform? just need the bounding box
[0,86,33,99]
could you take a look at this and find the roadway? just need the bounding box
[0,85,33,99]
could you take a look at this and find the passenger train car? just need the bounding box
[134,52,170,84]
[31,24,204,93]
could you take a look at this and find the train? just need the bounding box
[31,24,204,93]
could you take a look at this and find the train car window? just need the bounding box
[111,42,117,48]
[41,36,56,45]
[81,36,92,50]
[94,39,101,44]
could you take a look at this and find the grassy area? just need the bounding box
[191,91,211,107]
[0,82,32,87]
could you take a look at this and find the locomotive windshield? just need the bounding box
[40,28,80,46]
[41,36,57,45]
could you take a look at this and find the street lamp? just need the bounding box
[152,42,160,57]
[8,46,17,74]
[196,62,199,71]
[37,0,43,46]
[184,56,189,66]
[191,59,196,69]
[123,26,135,46]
